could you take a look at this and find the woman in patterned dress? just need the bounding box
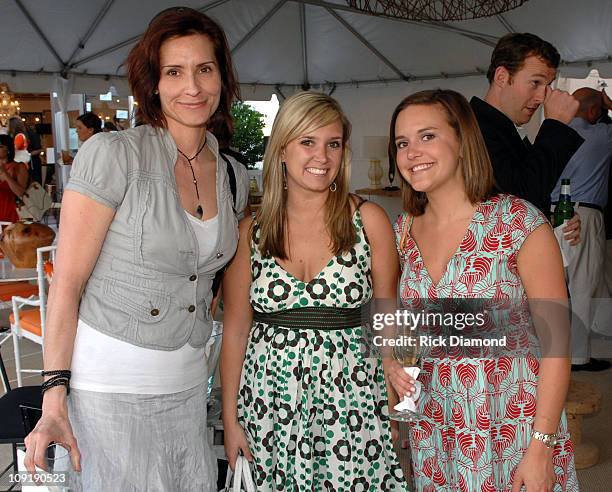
[221,91,409,491]
[387,90,578,491]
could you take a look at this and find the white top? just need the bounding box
[185,209,219,257]
[71,213,219,394]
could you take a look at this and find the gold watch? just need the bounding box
[532,430,558,449]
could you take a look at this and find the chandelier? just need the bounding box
[346,0,529,22]
[0,83,21,128]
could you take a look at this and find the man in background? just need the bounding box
[551,88,612,371]
[471,32,582,244]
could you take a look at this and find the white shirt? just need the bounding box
[71,212,219,394]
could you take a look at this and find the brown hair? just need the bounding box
[388,89,494,216]
[486,32,560,83]
[125,6,239,139]
[257,91,354,260]
[77,112,102,134]
[0,134,15,162]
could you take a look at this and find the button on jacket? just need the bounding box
[66,126,248,350]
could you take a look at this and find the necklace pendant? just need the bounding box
[196,205,203,219]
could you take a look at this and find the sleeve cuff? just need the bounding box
[540,119,584,148]
[65,177,120,210]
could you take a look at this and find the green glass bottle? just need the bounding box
[553,178,574,228]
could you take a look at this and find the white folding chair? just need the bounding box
[10,245,56,387]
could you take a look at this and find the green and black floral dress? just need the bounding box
[237,209,409,491]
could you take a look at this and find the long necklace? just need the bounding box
[177,136,207,219]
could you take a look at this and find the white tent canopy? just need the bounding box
[1,0,611,98]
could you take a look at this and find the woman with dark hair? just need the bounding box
[387,90,578,490]
[23,7,248,491]
[0,134,28,222]
[75,112,102,142]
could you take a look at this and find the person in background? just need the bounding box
[389,89,577,491]
[221,91,408,491]
[470,32,582,243]
[9,118,46,185]
[75,112,102,143]
[0,134,28,222]
[550,87,612,372]
[8,116,30,161]
[23,7,247,491]
[589,110,612,340]
[604,109,612,300]
[61,113,103,165]
[26,124,44,184]
[102,121,118,132]
[112,116,126,131]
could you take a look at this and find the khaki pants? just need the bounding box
[591,238,612,337]
[566,206,606,364]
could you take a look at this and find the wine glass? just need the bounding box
[40,443,73,491]
[389,327,426,422]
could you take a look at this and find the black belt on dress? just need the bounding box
[551,201,603,213]
[252,306,364,330]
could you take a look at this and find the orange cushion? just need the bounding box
[0,282,38,301]
[9,308,42,337]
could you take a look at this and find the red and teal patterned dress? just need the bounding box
[394,194,578,491]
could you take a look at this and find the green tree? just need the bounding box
[230,101,265,168]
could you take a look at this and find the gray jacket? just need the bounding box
[66,126,248,350]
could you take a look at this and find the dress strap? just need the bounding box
[398,214,414,253]
[351,193,368,212]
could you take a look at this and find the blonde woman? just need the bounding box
[221,92,408,491]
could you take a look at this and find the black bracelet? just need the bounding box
[41,369,71,377]
[41,373,71,396]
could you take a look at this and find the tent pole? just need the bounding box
[231,0,287,55]
[325,7,410,81]
[65,0,116,69]
[13,0,65,69]
[299,2,310,90]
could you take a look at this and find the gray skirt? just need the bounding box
[67,382,217,492]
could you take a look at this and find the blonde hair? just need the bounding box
[257,91,354,260]
[388,89,494,216]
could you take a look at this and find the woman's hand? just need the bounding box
[223,420,253,470]
[511,441,555,492]
[386,358,417,399]
[23,392,82,473]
